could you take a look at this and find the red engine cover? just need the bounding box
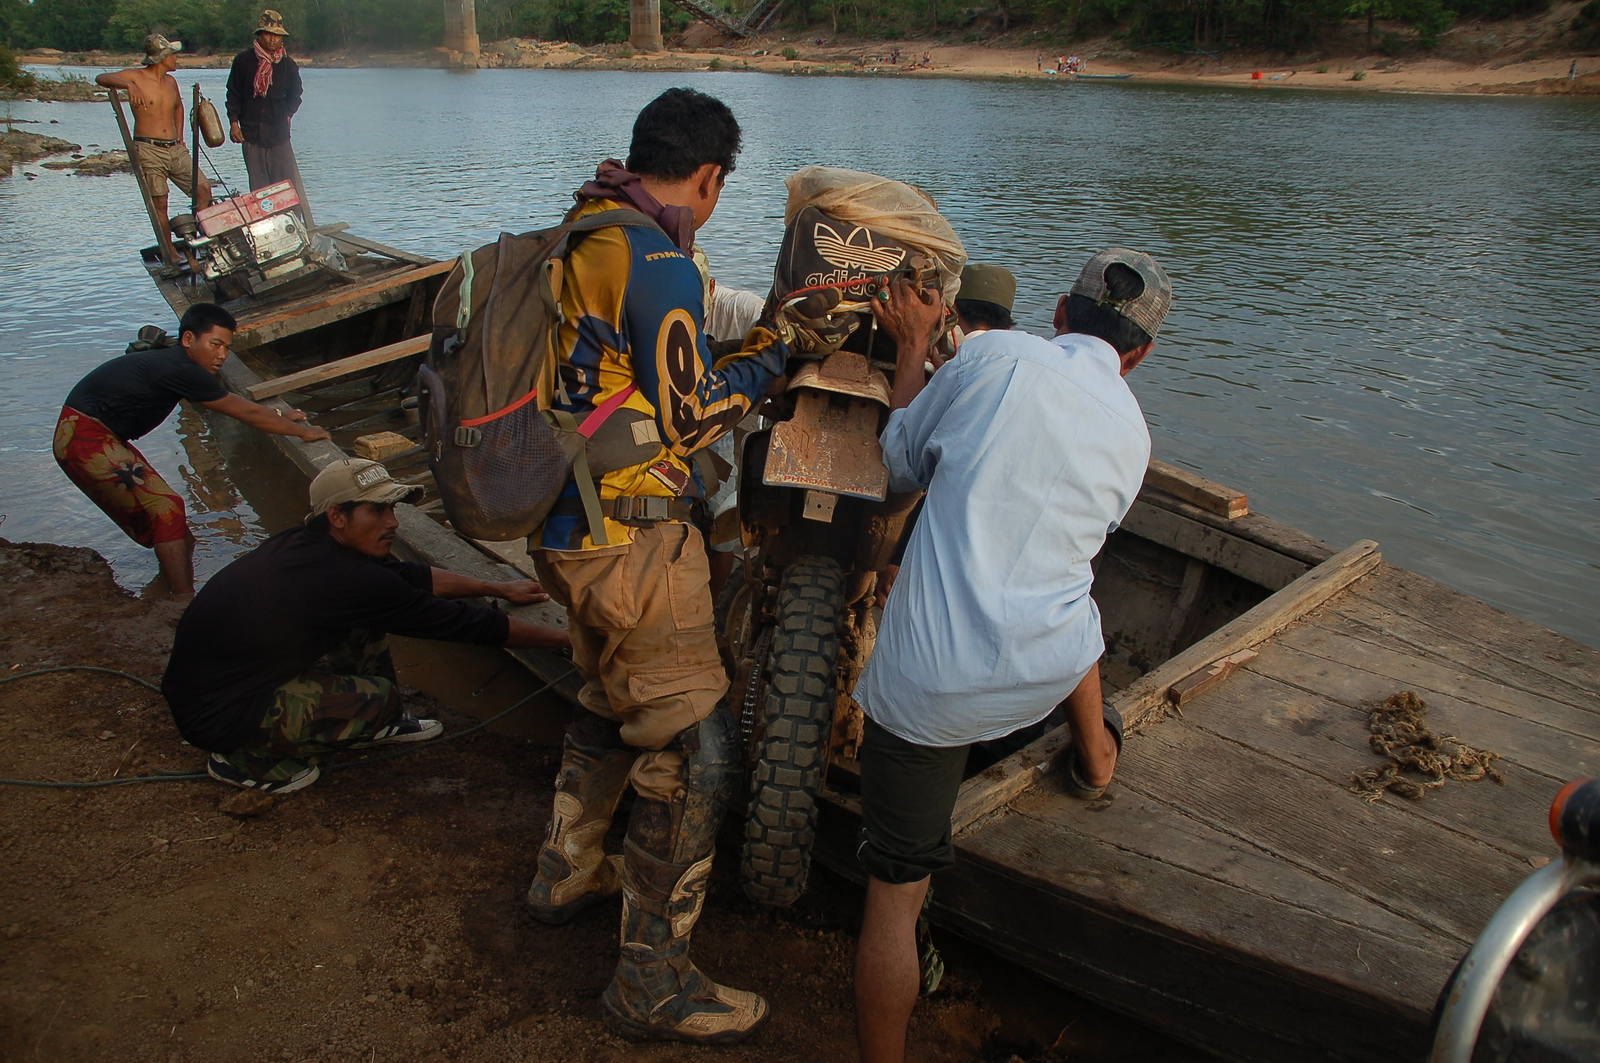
[197,180,301,236]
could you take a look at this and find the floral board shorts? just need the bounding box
[53,406,188,547]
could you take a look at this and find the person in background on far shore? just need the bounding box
[851,250,1174,1063]
[53,302,329,598]
[161,459,572,795]
[94,34,212,266]
[226,9,306,204]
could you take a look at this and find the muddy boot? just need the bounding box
[526,725,634,925]
[601,841,768,1043]
[600,709,767,1044]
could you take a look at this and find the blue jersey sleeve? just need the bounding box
[620,234,786,457]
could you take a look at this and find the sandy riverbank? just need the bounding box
[16,4,1600,100]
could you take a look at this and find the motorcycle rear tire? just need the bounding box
[740,555,845,908]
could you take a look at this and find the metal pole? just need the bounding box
[286,147,315,229]
[189,83,201,216]
[108,90,175,265]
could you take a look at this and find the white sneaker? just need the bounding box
[351,716,443,748]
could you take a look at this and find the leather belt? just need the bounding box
[134,136,180,146]
[553,495,705,526]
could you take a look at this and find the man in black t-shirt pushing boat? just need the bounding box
[53,302,330,597]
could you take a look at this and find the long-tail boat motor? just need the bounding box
[191,181,318,292]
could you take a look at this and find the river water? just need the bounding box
[2,68,1596,644]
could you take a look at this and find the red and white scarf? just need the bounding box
[252,39,282,99]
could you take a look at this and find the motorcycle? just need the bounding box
[1429,777,1599,1063]
[720,179,962,907]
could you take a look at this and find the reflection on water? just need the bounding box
[1,69,1596,643]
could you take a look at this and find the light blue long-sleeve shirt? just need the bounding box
[853,329,1151,747]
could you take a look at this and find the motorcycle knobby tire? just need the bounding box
[739,555,845,908]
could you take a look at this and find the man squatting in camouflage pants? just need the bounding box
[162,458,570,793]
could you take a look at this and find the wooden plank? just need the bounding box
[470,538,541,580]
[1116,539,1382,729]
[1199,655,1576,859]
[1136,489,1337,567]
[107,91,173,264]
[1166,648,1257,707]
[232,260,451,347]
[949,540,1381,834]
[1146,458,1248,518]
[352,431,414,461]
[1331,565,1600,710]
[1121,500,1309,590]
[244,334,429,400]
[330,230,434,266]
[1265,625,1599,778]
[1110,717,1523,943]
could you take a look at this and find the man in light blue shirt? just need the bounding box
[853,251,1173,1063]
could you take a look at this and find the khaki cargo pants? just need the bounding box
[533,522,727,803]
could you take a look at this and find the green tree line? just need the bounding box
[0,0,1585,54]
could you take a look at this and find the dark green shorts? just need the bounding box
[857,716,971,885]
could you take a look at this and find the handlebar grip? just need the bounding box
[1548,778,1600,862]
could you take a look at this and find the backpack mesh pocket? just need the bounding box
[419,363,573,541]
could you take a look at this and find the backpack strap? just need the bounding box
[540,205,665,547]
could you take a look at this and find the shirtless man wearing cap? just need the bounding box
[161,458,572,794]
[95,34,212,264]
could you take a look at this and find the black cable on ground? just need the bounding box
[0,664,575,789]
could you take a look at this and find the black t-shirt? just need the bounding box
[63,347,228,441]
[161,524,511,752]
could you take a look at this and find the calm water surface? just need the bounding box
[2,69,1596,644]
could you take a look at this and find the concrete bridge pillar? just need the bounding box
[443,0,480,60]
[629,0,664,52]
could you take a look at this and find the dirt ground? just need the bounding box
[0,538,1197,1063]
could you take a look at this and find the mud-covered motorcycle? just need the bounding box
[720,170,963,906]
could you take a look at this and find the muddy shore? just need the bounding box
[16,5,1600,99]
[0,537,1199,1062]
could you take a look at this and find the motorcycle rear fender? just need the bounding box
[762,351,890,501]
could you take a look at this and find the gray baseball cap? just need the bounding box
[1071,249,1173,338]
[306,458,423,521]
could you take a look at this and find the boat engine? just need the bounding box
[188,181,324,294]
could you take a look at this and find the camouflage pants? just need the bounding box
[215,629,403,783]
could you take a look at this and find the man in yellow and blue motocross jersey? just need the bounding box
[524,88,786,1046]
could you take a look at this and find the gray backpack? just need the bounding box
[417,207,665,543]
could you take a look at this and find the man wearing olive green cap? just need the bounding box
[953,262,1017,334]
[226,9,308,205]
[161,459,571,794]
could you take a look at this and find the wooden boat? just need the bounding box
[139,226,1597,1063]
[811,482,1599,1062]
